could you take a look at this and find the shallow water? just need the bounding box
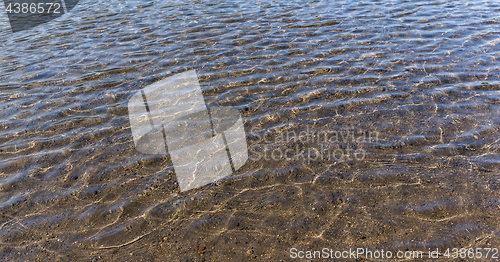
[1,0,500,261]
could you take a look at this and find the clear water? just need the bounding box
[1,0,500,260]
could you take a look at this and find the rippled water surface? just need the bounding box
[1,0,500,260]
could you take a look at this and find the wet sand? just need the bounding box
[1,0,500,261]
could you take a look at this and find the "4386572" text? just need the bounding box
[5,3,61,14]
